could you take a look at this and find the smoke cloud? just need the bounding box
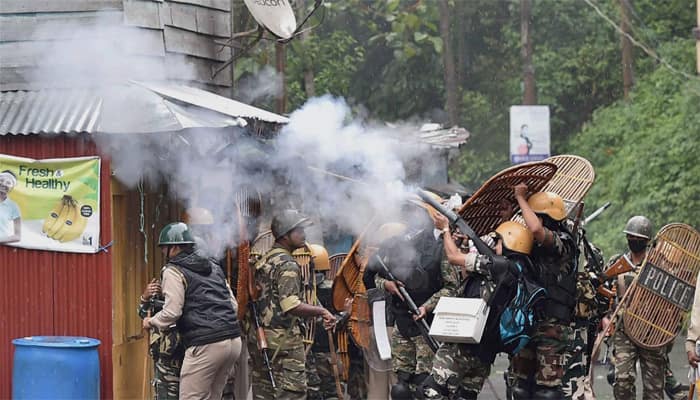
[26,14,447,260]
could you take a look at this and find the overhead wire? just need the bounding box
[582,0,698,81]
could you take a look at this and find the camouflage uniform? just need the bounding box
[375,255,458,393]
[139,300,184,400]
[562,273,600,400]
[607,253,666,400]
[422,254,499,400]
[562,322,587,400]
[249,245,307,400]
[511,228,577,397]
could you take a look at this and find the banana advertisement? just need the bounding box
[0,154,100,253]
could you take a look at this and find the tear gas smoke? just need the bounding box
[27,16,446,261]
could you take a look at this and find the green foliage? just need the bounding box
[567,39,699,257]
[286,31,365,110]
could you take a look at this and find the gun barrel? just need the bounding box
[584,202,611,225]
[375,255,440,353]
[415,189,495,257]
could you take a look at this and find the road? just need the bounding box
[477,336,691,399]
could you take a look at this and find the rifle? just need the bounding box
[374,254,440,353]
[237,202,276,389]
[249,300,276,389]
[415,189,495,257]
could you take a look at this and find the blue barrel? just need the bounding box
[12,336,101,399]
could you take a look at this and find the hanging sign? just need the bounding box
[0,154,101,253]
[509,105,550,164]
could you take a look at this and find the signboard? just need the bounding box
[0,154,101,253]
[637,262,695,311]
[509,105,550,164]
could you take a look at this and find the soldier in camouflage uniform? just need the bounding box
[606,216,666,400]
[511,185,578,399]
[368,196,448,398]
[139,278,184,400]
[422,216,536,400]
[249,209,336,400]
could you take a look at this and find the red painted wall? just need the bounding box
[0,134,113,398]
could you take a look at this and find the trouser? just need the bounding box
[423,342,491,400]
[227,339,251,400]
[249,332,307,400]
[612,328,664,400]
[510,321,573,398]
[180,337,243,400]
[153,358,181,400]
[365,326,393,400]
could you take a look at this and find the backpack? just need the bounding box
[499,262,546,355]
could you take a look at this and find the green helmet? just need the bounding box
[158,222,195,246]
[623,216,653,240]
[271,209,312,239]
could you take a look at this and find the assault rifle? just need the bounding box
[374,254,440,353]
[415,189,495,257]
[249,300,276,389]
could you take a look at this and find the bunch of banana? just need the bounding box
[42,195,89,243]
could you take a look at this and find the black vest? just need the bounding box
[170,257,241,347]
[381,230,444,338]
[531,230,577,323]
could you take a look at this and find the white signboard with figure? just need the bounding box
[509,105,550,164]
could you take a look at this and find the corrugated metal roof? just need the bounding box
[0,83,288,135]
[135,81,290,125]
[0,89,102,135]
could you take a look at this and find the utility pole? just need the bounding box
[521,0,536,105]
[275,43,287,114]
[438,0,459,126]
[695,0,700,74]
[230,0,236,99]
[619,0,634,99]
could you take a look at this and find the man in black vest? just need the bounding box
[369,196,447,398]
[144,222,242,400]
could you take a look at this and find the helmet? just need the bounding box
[271,209,312,239]
[495,221,534,255]
[527,192,567,221]
[375,222,407,244]
[309,244,330,271]
[158,222,195,246]
[407,191,443,222]
[623,216,653,240]
[183,207,214,225]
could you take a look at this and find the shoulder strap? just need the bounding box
[255,247,289,271]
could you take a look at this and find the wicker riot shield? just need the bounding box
[623,223,700,349]
[541,155,595,213]
[458,161,558,236]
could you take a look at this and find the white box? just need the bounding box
[429,297,490,344]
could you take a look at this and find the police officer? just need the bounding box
[143,222,242,399]
[250,209,335,400]
[422,216,535,400]
[511,185,578,399]
[140,278,184,399]
[370,195,448,398]
[606,216,667,400]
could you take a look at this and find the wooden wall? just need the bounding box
[0,0,233,94]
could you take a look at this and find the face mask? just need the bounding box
[627,238,647,253]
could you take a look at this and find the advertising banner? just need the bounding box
[510,105,550,164]
[0,154,101,253]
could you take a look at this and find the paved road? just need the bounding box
[477,336,691,399]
